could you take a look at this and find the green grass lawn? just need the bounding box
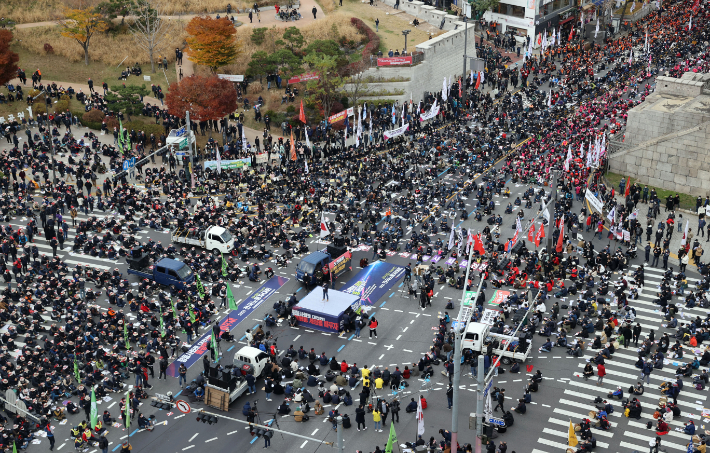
[605,171,697,211]
[10,44,177,89]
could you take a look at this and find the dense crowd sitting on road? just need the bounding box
[0,0,705,451]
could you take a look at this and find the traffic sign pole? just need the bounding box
[175,400,191,414]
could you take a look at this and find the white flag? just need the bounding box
[644,32,648,53]
[320,213,330,238]
[305,159,309,174]
[305,126,311,149]
[447,223,456,251]
[215,146,222,175]
[457,227,464,256]
[416,396,425,436]
[466,231,474,254]
[470,70,474,85]
[547,90,552,107]
[516,216,523,232]
[688,16,692,30]
[681,220,689,246]
[630,1,634,12]
[442,77,448,102]
[607,206,616,223]
[580,141,585,158]
[594,19,599,39]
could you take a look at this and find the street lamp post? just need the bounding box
[547,170,557,251]
[402,29,411,53]
[45,96,58,183]
[462,16,468,106]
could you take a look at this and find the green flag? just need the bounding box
[74,358,80,381]
[227,284,239,311]
[196,274,205,298]
[90,387,98,429]
[221,253,228,277]
[384,420,398,453]
[12,441,17,453]
[170,296,178,318]
[188,301,196,324]
[211,329,219,361]
[124,321,130,350]
[118,118,125,155]
[124,390,131,427]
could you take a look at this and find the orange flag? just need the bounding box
[299,100,306,124]
[290,130,297,161]
[474,72,481,90]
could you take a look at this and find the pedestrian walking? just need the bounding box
[494,388,505,412]
[639,360,652,384]
[632,323,642,346]
[369,317,378,339]
[46,423,55,450]
[446,384,453,409]
[355,405,367,431]
[596,363,606,386]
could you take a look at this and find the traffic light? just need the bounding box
[196,413,218,425]
[254,428,266,437]
[113,171,127,182]
[151,400,172,410]
[263,430,273,439]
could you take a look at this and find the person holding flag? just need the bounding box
[320,212,330,238]
[210,324,220,362]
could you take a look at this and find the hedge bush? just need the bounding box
[82,109,105,122]
[347,18,379,75]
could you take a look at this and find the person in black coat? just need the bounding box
[405,398,417,413]
[355,405,366,430]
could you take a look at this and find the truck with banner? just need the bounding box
[296,246,352,286]
[461,321,533,365]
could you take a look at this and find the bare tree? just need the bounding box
[129,0,171,73]
[341,62,372,109]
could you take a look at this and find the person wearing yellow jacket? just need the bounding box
[373,409,382,432]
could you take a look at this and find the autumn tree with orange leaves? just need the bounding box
[0,30,20,86]
[165,75,237,122]
[58,7,109,65]
[185,16,239,72]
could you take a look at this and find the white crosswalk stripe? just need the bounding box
[535,265,708,451]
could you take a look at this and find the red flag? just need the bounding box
[624,176,630,197]
[473,234,485,255]
[474,72,481,90]
[555,216,565,253]
[534,223,545,247]
[458,77,462,99]
[299,100,306,124]
[528,223,535,242]
[568,27,573,42]
[290,130,297,161]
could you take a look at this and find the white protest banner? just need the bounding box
[383,123,409,141]
[419,104,440,122]
[585,189,604,214]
